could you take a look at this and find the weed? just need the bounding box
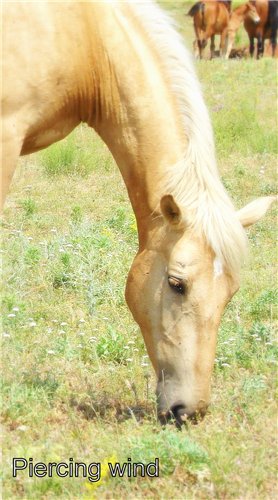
[24,246,41,266]
[20,198,37,217]
[70,205,83,223]
[96,326,129,364]
[128,429,209,476]
[248,289,277,321]
[40,133,92,177]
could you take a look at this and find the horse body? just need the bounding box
[226,2,260,59]
[2,1,275,424]
[244,0,278,58]
[188,1,230,59]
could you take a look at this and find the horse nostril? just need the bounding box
[171,404,207,426]
[171,404,190,426]
[158,403,208,427]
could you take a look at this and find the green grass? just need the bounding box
[1,2,277,499]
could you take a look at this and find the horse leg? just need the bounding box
[220,29,228,58]
[249,36,255,58]
[257,33,264,59]
[225,28,235,60]
[270,29,277,57]
[1,119,23,208]
[210,35,215,59]
[198,36,207,59]
[193,39,199,59]
[197,39,202,59]
[194,25,201,59]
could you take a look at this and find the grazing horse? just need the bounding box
[245,0,278,58]
[188,1,230,59]
[225,2,260,59]
[2,1,275,426]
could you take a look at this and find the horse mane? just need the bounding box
[129,1,247,275]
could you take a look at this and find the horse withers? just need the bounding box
[2,1,276,426]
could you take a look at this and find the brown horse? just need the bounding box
[2,1,276,425]
[245,0,278,58]
[225,2,260,59]
[188,1,231,59]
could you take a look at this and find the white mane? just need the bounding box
[129,0,247,274]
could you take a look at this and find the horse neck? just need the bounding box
[89,4,185,246]
[230,5,247,28]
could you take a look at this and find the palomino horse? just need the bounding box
[188,1,231,59]
[245,0,278,58]
[225,2,261,59]
[2,1,275,426]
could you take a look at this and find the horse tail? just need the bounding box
[266,0,278,52]
[187,2,204,17]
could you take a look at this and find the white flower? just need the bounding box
[18,425,29,432]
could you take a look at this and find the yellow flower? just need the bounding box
[84,455,117,499]
[129,215,137,233]
[101,227,112,238]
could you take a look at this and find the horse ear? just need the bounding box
[160,194,183,226]
[237,196,277,228]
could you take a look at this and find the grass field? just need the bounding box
[1,2,277,499]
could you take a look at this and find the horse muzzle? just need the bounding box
[158,401,208,427]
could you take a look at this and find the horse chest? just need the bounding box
[21,116,79,155]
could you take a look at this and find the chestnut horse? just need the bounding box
[188,1,231,59]
[225,2,260,59]
[2,1,275,426]
[245,0,278,58]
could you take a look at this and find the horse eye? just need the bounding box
[168,276,185,295]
